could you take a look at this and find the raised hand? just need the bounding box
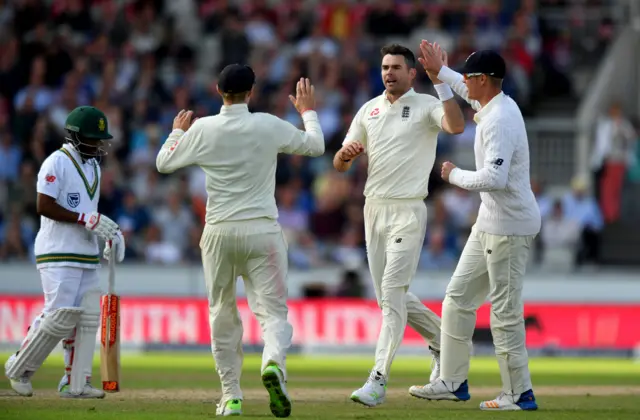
[418,40,445,75]
[173,109,197,131]
[288,78,316,114]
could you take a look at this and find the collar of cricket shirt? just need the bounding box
[384,87,417,104]
[60,143,99,200]
[474,91,505,124]
[220,103,249,114]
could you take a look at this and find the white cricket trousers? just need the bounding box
[364,198,442,378]
[19,267,99,379]
[200,219,293,402]
[440,227,536,395]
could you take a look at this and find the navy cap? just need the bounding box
[459,50,506,79]
[218,64,256,94]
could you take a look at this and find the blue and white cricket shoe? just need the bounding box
[480,389,538,411]
[409,378,471,401]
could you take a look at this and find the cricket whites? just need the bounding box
[100,249,120,392]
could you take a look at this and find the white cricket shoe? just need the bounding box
[4,353,34,397]
[429,346,441,383]
[480,390,538,411]
[58,375,106,399]
[409,378,471,401]
[216,398,242,416]
[350,370,386,407]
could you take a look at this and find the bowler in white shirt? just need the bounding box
[334,43,465,407]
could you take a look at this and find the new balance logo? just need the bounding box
[395,238,402,243]
[487,249,492,254]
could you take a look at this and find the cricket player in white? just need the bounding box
[334,44,465,407]
[156,64,324,417]
[409,43,540,411]
[4,106,125,398]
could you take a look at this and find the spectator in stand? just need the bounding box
[590,102,637,223]
[562,176,604,268]
[541,199,581,272]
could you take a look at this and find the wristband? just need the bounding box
[300,108,314,114]
[434,83,454,102]
[77,213,86,225]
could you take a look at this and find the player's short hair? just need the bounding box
[488,76,503,88]
[222,92,250,103]
[380,44,416,69]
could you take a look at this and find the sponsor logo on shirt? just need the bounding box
[67,192,81,208]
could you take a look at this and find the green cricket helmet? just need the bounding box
[64,106,113,160]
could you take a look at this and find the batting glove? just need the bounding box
[103,230,126,263]
[78,211,119,242]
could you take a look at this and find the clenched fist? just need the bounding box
[441,161,457,182]
[78,211,119,242]
[103,230,126,263]
[339,141,365,162]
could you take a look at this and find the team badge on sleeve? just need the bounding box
[67,192,81,208]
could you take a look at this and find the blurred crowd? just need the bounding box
[0,0,624,277]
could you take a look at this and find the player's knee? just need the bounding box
[43,283,82,313]
[380,286,407,317]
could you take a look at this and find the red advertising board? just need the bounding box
[1,296,639,349]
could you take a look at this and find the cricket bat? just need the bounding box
[100,250,120,392]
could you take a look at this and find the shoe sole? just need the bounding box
[409,390,470,402]
[10,388,33,397]
[261,369,291,418]
[9,381,33,397]
[59,393,106,399]
[350,394,381,407]
[480,404,538,411]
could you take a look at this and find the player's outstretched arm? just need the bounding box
[156,110,203,174]
[279,78,325,157]
[419,42,464,134]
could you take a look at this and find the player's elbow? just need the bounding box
[36,194,55,217]
[155,157,174,174]
[449,124,465,135]
[310,142,325,157]
[155,162,169,174]
[489,176,507,191]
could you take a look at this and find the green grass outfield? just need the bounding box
[1,353,640,419]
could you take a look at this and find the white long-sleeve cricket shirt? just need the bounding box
[438,66,541,236]
[156,104,324,225]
